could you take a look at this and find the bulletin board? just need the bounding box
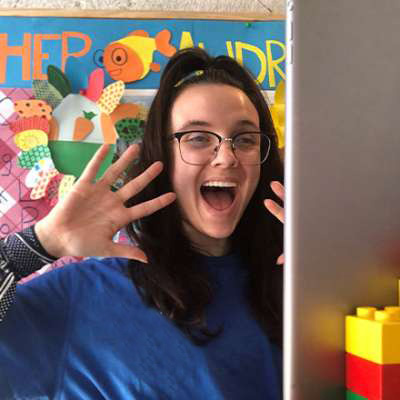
[0,10,286,278]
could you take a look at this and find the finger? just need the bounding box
[117,161,164,201]
[107,242,148,263]
[99,144,141,187]
[277,254,285,265]
[126,192,176,222]
[79,144,111,183]
[270,181,285,202]
[264,199,284,223]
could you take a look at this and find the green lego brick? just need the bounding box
[346,389,367,399]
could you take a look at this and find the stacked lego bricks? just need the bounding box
[346,306,400,399]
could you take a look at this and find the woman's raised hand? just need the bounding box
[35,144,176,262]
[264,181,285,265]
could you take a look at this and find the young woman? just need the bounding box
[0,47,285,399]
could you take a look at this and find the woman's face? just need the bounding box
[169,83,261,256]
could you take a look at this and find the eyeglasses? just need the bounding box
[169,130,271,166]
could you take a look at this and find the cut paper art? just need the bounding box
[0,88,59,243]
[46,67,120,178]
[9,84,76,207]
[270,79,285,149]
[1,68,150,242]
[103,29,177,83]
[0,63,139,281]
[50,68,121,145]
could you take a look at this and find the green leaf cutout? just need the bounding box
[47,65,72,97]
[32,80,64,110]
[83,111,97,120]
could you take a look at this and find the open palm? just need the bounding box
[35,144,176,262]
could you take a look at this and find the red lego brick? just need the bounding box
[346,352,400,400]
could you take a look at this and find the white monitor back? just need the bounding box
[285,1,400,398]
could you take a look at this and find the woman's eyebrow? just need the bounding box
[235,119,260,130]
[177,120,211,131]
[176,119,259,132]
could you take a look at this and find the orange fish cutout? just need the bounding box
[104,29,176,83]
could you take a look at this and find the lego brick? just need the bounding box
[346,307,400,364]
[346,390,367,399]
[346,352,400,399]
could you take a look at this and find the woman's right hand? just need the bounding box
[35,143,176,263]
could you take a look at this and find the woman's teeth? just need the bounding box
[202,181,237,188]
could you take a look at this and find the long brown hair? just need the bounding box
[125,47,283,346]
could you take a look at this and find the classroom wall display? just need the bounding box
[0,10,285,279]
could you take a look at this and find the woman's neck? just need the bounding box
[182,221,231,257]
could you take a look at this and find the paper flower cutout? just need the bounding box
[80,68,104,102]
[18,145,51,169]
[14,129,48,151]
[25,157,55,188]
[97,80,125,114]
[45,173,63,206]
[115,118,145,142]
[33,80,63,110]
[58,175,76,200]
[47,65,72,98]
[9,67,78,209]
[14,99,52,121]
[30,169,58,200]
[10,116,50,134]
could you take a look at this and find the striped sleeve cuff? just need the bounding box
[0,224,58,321]
[0,272,16,322]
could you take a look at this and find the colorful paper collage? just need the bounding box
[0,84,146,281]
[0,88,54,237]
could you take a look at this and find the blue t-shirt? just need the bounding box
[0,254,282,399]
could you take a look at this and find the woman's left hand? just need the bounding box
[264,181,285,265]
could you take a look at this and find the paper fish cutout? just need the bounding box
[103,29,176,83]
[270,80,285,149]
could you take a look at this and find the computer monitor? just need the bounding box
[285,1,400,398]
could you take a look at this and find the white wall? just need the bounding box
[0,0,285,15]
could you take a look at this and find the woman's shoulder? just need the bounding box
[17,257,134,298]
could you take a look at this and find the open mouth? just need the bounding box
[200,183,237,211]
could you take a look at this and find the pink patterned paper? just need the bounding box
[0,88,80,282]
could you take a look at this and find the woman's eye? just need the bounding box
[236,136,256,146]
[186,133,210,143]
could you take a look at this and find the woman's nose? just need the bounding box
[210,140,239,167]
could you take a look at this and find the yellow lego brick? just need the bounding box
[346,306,400,364]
